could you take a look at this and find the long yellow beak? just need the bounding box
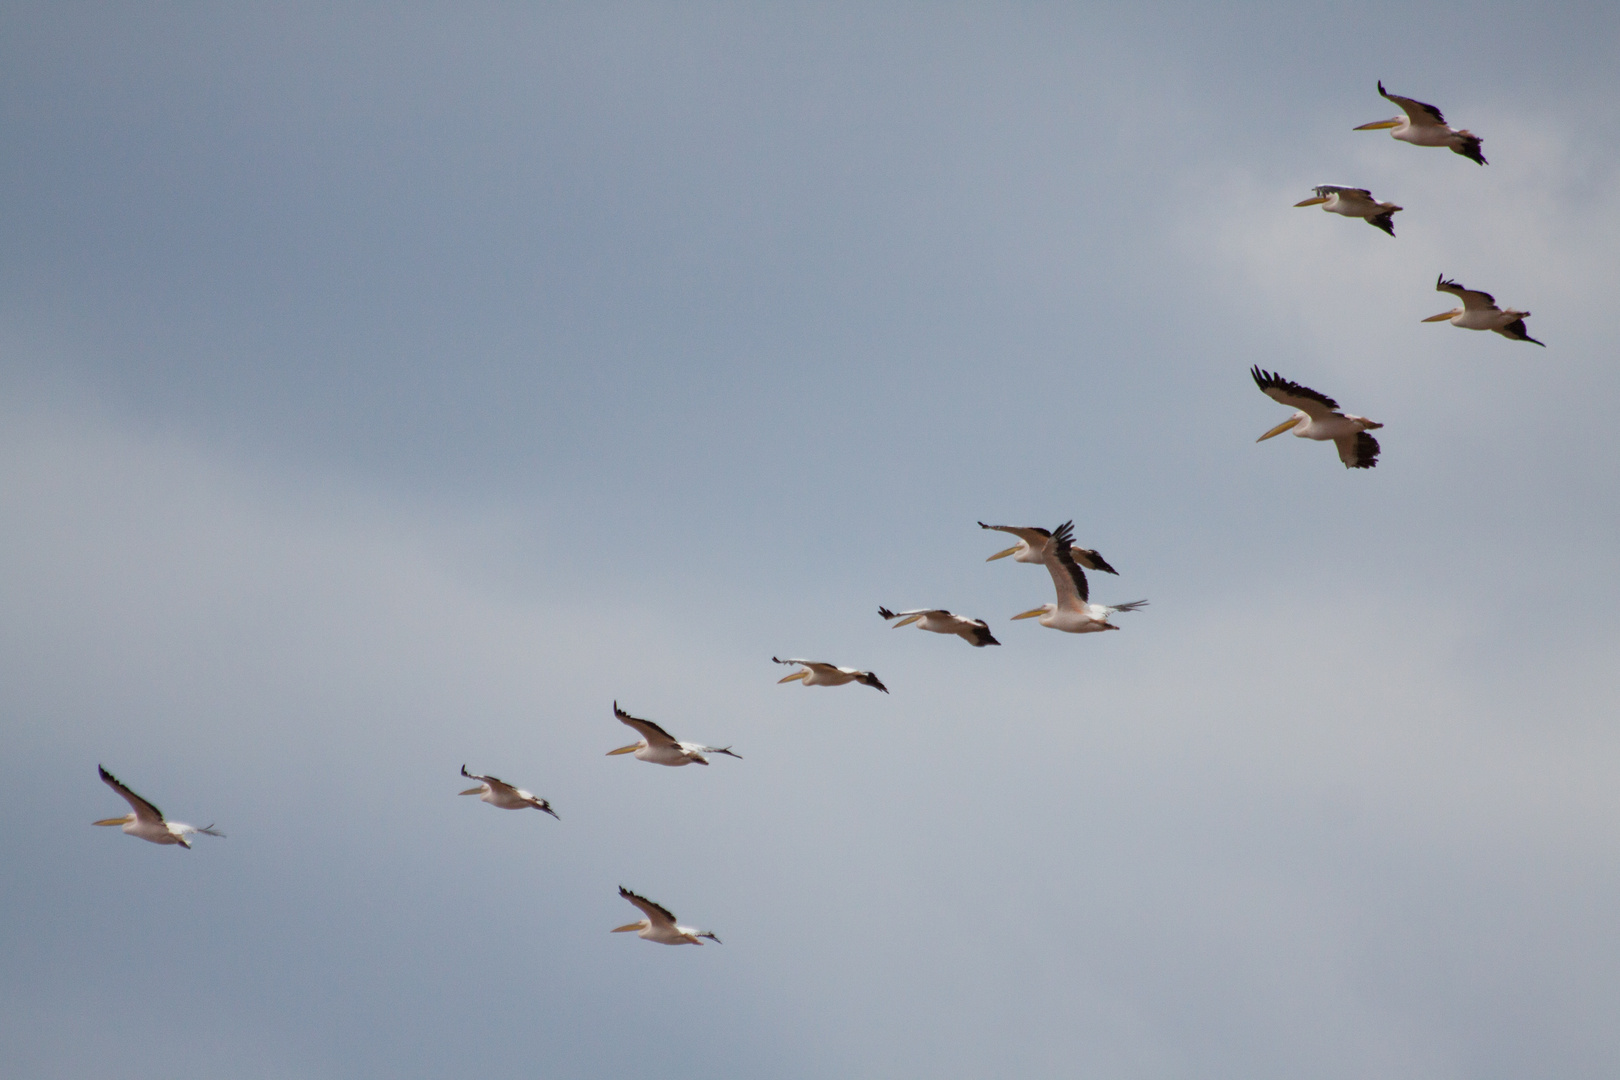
[986,545,1020,561]
[1422,310,1461,322]
[611,922,645,933]
[1293,196,1328,206]
[1354,119,1401,130]
[459,787,485,796]
[93,816,131,826]
[606,744,641,756]
[1257,416,1303,442]
[1011,608,1047,620]
[892,614,923,628]
[777,671,808,683]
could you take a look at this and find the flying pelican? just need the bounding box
[93,765,224,848]
[978,521,1118,574]
[459,765,558,818]
[1293,185,1402,236]
[1252,367,1383,469]
[1423,275,1544,345]
[1355,81,1485,165]
[612,886,720,945]
[1011,522,1147,634]
[877,606,1000,647]
[772,657,889,693]
[606,702,740,766]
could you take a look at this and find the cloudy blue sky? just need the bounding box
[3,3,1619,1077]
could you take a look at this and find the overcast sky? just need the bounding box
[3,3,1619,1078]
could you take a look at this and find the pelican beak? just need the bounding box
[1422,310,1461,322]
[606,744,640,755]
[611,922,644,933]
[1256,416,1303,442]
[777,671,808,683]
[458,787,485,795]
[1293,196,1328,206]
[892,614,924,627]
[1354,118,1401,130]
[986,545,1020,561]
[1010,607,1047,620]
[93,816,130,826]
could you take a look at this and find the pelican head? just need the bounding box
[1354,118,1402,130]
[606,743,643,756]
[1256,413,1305,441]
[1293,195,1329,207]
[986,544,1022,561]
[1423,308,1464,322]
[776,669,808,683]
[458,785,487,795]
[1011,605,1054,621]
[612,919,649,934]
[93,814,134,826]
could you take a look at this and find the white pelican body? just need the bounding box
[607,702,740,766]
[612,886,720,945]
[1294,185,1402,236]
[772,657,888,693]
[1011,522,1147,634]
[1356,82,1485,164]
[978,521,1118,574]
[1424,275,1543,345]
[878,606,1000,647]
[1252,367,1383,469]
[459,765,558,817]
[94,765,224,848]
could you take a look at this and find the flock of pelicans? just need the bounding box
[94,82,1539,947]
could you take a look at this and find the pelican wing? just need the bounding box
[1071,547,1119,575]
[977,522,1053,547]
[1498,318,1544,346]
[879,607,949,620]
[98,765,165,825]
[1436,276,1497,310]
[1378,81,1446,127]
[773,656,833,674]
[1251,367,1340,419]
[619,886,679,929]
[460,764,515,795]
[613,702,680,749]
[1043,522,1090,605]
[1334,431,1381,470]
[1313,185,1373,200]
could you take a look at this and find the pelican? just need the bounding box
[1355,81,1485,165]
[772,657,889,693]
[93,765,224,848]
[877,606,1000,646]
[606,702,740,766]
[1424,275,1543,345]
[612,886,720,945]
[1293,185,1402,236]
[1011,522,1147,633]
[978,521,1118,574]
[459,765,558,818]
[1252,367,1382,469]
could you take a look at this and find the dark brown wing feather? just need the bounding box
[1251,367,1340,413]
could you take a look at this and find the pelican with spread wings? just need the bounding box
[1424,275,1543,345]
[1252,367,1383,469]
[772,657,889,693]
[606,702,740,766]
[1294,185,1402,236]
[1011,522,1147,634]
[877,607,1000,647]
[93,765,224,848]
[978,521,1118,575]
[1355,81,1485,165]
[458,765,558,818]
[612,886,720,945]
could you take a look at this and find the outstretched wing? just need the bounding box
[879,607,947,620]
[855,671,889,693]
[977,522,1052,547]
[773,656,833,674]
[619,886,679,930]
[460,764,510,791]
[1251,367,1341,419]
[1070,547,1118,575]
[1379,81,1446,127]
[1043,522,1090,605]
[1313,184,1373,200]
[1436,276,1497,311]
[1497,318,1544,346]
[98,765,165,825]
[1334,432,1381,469]
[613,702,679,749]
